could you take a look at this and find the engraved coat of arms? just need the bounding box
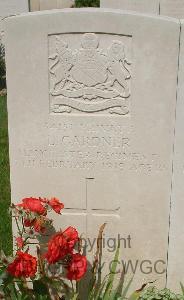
[49,33,131,115]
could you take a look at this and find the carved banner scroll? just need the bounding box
[48,33,132,115]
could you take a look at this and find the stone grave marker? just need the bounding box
[167,19,184,291]
[30,0,74,11]
[100,0,160,14]
[160,0,184,18]
[5,8,180,288]
[39,0,58,10]
[30,0,40,11]
[0,0,28,17]
[101,0,184,19]
[0,0,28,45]
[57,0,74,8]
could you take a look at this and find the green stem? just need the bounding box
[13,216,22,237]
[21,216,25,235]
[71,280,75,295]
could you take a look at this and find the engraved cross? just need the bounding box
[63,178,120,237]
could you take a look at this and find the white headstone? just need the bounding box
[57,0,74,8]
[5,9,180,288]
[101,0,184,19]
[167,19,184,292]
[100,0,160,14]
[37,0,74,11]
[30,0,40,11]
[39,0,57,10]
[0,0,28,46]
[160,0,184,18]
[0,0,28,17]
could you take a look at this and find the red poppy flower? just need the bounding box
[7,252,37,278]
[45,232,67,264]
[66,253,87,281]
[33,218,46,233]
[48,198,64,214]
[24,217,46,233]
[45,227,79,264]
[16,237,24,249]
[17,197,46,215]
[24,218,35,227]
[63,227,79,251]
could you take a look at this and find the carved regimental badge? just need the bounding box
[49,33,131,115]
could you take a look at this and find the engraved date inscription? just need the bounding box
[16,121,166,173]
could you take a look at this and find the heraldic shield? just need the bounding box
[49,33,131,115]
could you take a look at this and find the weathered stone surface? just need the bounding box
[40,0,57,10]
[30,0,40,11]
[167,20,184,291]
[5,9,180,288]
[160,0,184,18]
[32,0,74,11]
[0,0,28,46]
[57,0,74,8]
[101,0,184,19]
[100,0,160,14]
[0,0,28,17]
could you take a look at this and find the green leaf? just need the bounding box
[15,280,33,299]
[180,283,184,296]
[36,296,49,300]
[87,223,106,300]
[9,283,18,299]
[33,279,49,296]
[71,293,79,300]
[128,291,140,300]
[0,269,8,286]
[2,273,14,288]
[91,275,108,300]
[121,277,134,299]
[45,276,73,299]
[128,281,152,300]
[113,268,125,298]
[103,245,120,299]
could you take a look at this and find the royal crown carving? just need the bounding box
[49,33,131,115]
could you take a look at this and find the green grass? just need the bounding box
[0,95,12,255]
[75,0,100,7]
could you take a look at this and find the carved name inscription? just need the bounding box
[16,120,167,173]
[48,33,132,115]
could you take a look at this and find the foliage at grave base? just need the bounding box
[139,287,184,300]
[0,196,146,300]
[0,44,6,91]
[75,0,100,7]
[0,197,184,299]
